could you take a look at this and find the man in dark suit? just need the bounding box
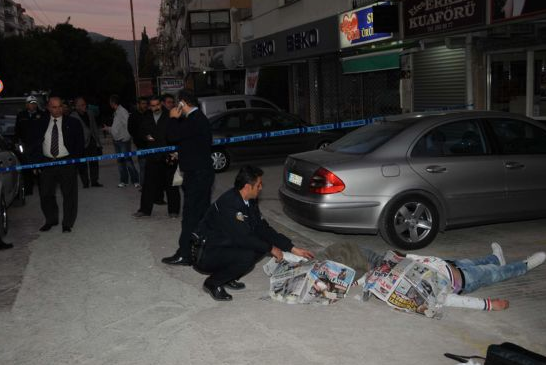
[133,95,180,217]
[162,90,215,265]
[29,97,84,233]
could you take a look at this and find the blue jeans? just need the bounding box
[114,140,139,184]
[452,254,527,294]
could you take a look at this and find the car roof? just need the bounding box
[0,97,27,103]
[378,110,535,125]
[209,107,289,120]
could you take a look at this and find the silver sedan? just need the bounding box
[279,111,546,249]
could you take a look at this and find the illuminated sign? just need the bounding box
[339,2,393,49]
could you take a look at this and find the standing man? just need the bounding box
[194,165,315,301]
[105,95,140,188]
[154,93,176,205]
[29,97,84,233]
[71,97,103,188]
[128,97,149,187]
[133,96,180,218]
[15,95,43,195]
[162,90,214,266]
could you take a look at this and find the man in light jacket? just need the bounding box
[105,95,139,188]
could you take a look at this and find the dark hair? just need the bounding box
[161,93,174,103]
[137,96,149,103]
[234,165,264,190]
[177,90,198,107]
[109,94,120,105]
[149,95,161,103]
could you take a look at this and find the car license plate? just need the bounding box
[288,172,303,186]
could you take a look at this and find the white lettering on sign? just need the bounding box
[251,40,276,58]
[286,29,319,52]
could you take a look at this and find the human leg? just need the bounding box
[123,141,139,185]
[114,141,128,184]
[38,167,59,225]
[165,164,180,215]
[138,159,160,215]
[59,165,78,229]
[459,261,527,294]
[199,247,262,287]
[138,155,146,186]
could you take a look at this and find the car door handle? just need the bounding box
[505,161,525,170]
[425,165,447,173]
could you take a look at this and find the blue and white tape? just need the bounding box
[0,116,379,173]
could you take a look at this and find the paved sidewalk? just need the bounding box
[1,158,545,365]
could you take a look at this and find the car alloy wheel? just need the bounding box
[211,150,230,173]
[317,141,331,150]
[380,194,439,250]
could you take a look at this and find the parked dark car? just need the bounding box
[0,134,24,238]
[279,111,546,250]
[210,108,344,172]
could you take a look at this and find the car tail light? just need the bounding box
[309,168,345,194]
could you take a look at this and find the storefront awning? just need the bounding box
[342,50,401,74]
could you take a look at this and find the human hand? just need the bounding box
[490,299,509,311]
[170,107,183,119]
[271,246,283,262]
[146,135,155,141]
[291,247,314,260]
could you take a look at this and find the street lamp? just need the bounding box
[129,0,140,98]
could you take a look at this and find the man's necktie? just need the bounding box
[51,119,59,157]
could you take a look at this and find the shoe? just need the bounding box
[162,254,192,266]
[155,200,167,205]
[224,280,245,290]
[0,242,13,250]
[168,213,179,219]
[39,222,58,232]
[526,252,546,270]
[132,211,151,218]
[134,183,141,189]
[91,182,103,187]
[491,242,505,266]
[203,281,233,301]
[117,183,127,188]
[62,226,72,233]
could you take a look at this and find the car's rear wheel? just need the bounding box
[16,177,25,206]
[0,195,8,237]
[380,194,439,250]
[211,149,230,173]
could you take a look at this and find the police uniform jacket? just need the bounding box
[16,109,43,147]
[199,188,294,254]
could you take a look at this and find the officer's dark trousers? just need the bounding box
[39,164,78,228]
[78,141,100,187]
[140,159,180,215]
[197,247,264,287]
[177,168,214,258]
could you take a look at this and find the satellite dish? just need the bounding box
[223,43,242,69]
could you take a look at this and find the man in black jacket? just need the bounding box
[162,91,215,266]
[133,96,180,217]
[128,97,149,186]
[29,97,84,233]
[195,165,314,301]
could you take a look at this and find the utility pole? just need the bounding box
[130,0,140,98]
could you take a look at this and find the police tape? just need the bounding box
[0,116,380,173]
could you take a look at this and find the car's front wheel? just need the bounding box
[211,149,230,173]
[380,194,439,250]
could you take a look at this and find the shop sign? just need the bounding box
[251,40,276,59]
[491,0,546,23]
[339,2,393,49]
[287,29,319,52]
[403,0,486,38]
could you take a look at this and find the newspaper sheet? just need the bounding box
[364,251,450,317]
[266,259,356,305]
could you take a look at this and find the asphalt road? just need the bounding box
[1,148,545,365]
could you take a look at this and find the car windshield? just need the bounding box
[0,102,25,116]
[325,122,407,154]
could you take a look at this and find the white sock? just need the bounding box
[491,242,505,266]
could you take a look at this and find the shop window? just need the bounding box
[490,53,527,115]
[189,10,230,47]
[534,51,546,118]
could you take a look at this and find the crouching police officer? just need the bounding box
[194,165,314,301]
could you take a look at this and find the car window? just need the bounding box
[225,100,246,110]
[327,122,407,154]
[489,119,546,154]
[211,114,241,131]
[260,111,300,129]
[412,120,487,157]
[0,102,25,116]
[250,100,275,109]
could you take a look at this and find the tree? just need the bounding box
[138,27,149,76]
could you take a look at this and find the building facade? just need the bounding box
[157,0,252,95]
[0,0,35,37]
